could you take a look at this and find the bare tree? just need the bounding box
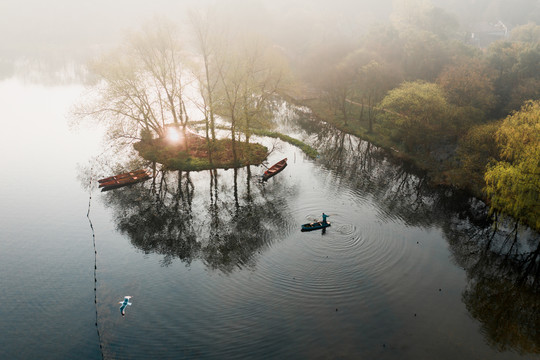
[76,19,189,149]
[214,32,289,161]
[189,9,220,149]
[190,10,290,162]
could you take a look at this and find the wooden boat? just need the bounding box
[262,158,287,181]
[301,221,331,232]
[98,169,148,184]
[99,169,152,192]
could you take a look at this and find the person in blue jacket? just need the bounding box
[322,213,329,224]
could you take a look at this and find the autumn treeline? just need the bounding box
[286,6,539,230]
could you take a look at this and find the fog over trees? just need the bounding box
[2,0,538,60]
[2,0,539,228]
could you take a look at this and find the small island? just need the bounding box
[134,131,268,171]
[76,20,305,175]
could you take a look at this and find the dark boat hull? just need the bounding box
[100,176,150,192]
[98,169,148,184]
[301,221,331,232]
[99,169,151,191]
[262,158,287,181]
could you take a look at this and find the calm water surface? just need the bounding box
[0,78,538,359]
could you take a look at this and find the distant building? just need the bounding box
[469,20,509,47]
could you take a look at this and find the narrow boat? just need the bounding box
[98,169,148,184]
[301,221,331,232]
[99,169,151,192]
[262,158,287,181]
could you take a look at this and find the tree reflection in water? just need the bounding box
[300,114,540,355]
[102,166,293,272]
[448,219,540,354]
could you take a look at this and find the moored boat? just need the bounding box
[98,169,152,191]
[98,169,148,184]
[262,158,287,181]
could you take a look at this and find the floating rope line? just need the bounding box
[87,175,104,360]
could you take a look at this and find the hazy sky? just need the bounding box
[1,0,538,59]
[0,0,393,57]
[0,1,195,55]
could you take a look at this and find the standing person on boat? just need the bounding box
[322,213,329,224]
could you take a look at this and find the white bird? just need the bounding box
[119,296,133,316]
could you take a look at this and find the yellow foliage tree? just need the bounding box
[484,100,540,230]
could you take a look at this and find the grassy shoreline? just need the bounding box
[294,96,485,197]
[250,129,318,159]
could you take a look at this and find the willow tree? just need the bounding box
[484,100,540,230]
[79,20,189,148]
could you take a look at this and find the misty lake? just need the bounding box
[1,76,539,360]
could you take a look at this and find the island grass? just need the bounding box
[134,132,268,171]
[250,129,318,159]
[207,124,319,159]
